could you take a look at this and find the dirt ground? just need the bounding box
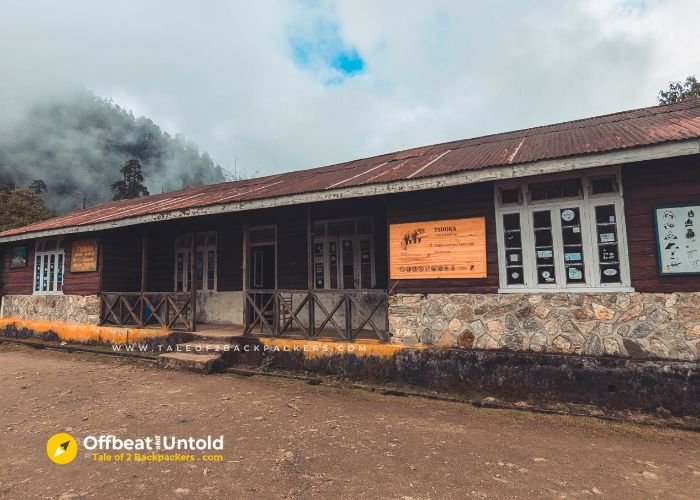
[1,344,699,499]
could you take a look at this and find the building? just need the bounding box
[1,99,699,365]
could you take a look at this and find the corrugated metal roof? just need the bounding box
[3,98,700,240]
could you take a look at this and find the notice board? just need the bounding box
[70,239,98,273]
[390,217,487,279]
[654,204,700,275]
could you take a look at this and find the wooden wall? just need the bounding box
[0,235,101,296]
[386,182,499,294]
[0,243,35,295]
[102,229,142,292]
[623,155,700,292]
[62,236,101,295]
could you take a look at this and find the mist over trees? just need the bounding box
[0,89,226,214]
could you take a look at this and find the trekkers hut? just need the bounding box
[1,100,699,369]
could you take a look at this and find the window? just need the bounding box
[495,168,630,291]
[313,217,375,289]
[34,239,65,294]
[174,232,217,292]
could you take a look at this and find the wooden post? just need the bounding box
[190,232,197,332]
[140,234,148,327]
[306,207,315,337]
[140,235,148,292]
[242,223,249,334]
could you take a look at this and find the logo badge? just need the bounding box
[47,433,78,464]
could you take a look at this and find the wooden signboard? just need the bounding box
[390,217,487,279]
[70,239,98,273]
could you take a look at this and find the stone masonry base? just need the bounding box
[389,292,700,362]
[1,294,101,325]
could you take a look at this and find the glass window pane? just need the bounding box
[534,210,556,284]
[207,250,216,290]
[506,267,524,285]
[57,254,63,291]
[560,207,586,284]
[501,188,520,204]
[35,256,41,291]
[591,176,617,195]
[595,204,621,284]
[503,213,520,231]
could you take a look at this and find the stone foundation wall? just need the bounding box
[389,292,700,362]
[0,294,101,325]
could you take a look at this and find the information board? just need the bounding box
[390,217,487,279]
[70,239,98,273]
[654,204,700,275]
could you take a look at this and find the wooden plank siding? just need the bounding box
[101,229,142,292]
[0,242,35,295]
[622,155,700,292]
[0,235,101,296]
[62,236,101,295]
[386,182,499,294]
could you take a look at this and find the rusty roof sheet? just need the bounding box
[3,98,700,240]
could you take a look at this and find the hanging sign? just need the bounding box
[70,239,98,273]
[390,217,487,279]
[654,204,700,275]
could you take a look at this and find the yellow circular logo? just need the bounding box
[46,433,78,464]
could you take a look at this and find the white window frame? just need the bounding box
[495,167,633,293]
[33,238,65,295]
[174,232,218,292]
[312,217,376,289]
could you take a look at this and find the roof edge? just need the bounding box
[1,138,698,244]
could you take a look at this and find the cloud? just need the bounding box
[0,0,698,181]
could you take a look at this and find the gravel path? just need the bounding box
[1,344,698,499]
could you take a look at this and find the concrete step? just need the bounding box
[174,341,237,357]
[190,330,244,343]
[158,352,221,373]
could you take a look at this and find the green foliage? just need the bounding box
[0,89,225,214]
[111,158,150,200]
[658,76,700,104]
[0,183,52,231]
[260,355,275,372]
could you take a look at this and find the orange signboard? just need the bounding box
[70,239,98,273]
[390,217,487,279]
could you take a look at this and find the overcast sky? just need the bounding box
[1,0,698,177]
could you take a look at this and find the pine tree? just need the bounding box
[111,158,150,201]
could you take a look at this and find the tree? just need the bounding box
[28,179,47,194]
[658,76,700,104]
[111,158,150,201]
[0,184,52,231]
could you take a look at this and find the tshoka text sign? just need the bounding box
[390,217,487,279]
[70,239,98,273]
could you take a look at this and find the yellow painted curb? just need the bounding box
[254,337,419,359]
[0,318,170,345]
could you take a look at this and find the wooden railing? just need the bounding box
[100,292,195,330]
[244,289,389,341]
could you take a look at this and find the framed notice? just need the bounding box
[10,246,28,268]
[70,239,98,273]
[390,217,487,279]
[654,203,700,275]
